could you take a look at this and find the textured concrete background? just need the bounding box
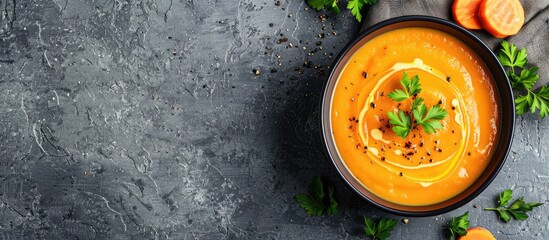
[0,0,547,239]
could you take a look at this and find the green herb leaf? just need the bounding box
[411,97,424,110]
[388,110,411,138]
[412,104,427,122]
[295,194,324,216]
[307,0,329,10]
[508,197,526,211]
[364,217,376,236]
[499,189,513,207]
[346,0,377,22]
[497,41,547,118]
[509,211,528,221]
[387,89,409,102]
[422,105,447,121]
[406,74,422,97]
[515,93,531,116]
[536,86,549,118]
[309,176,324,200]
[363,217,398,240]
[517,67,539,90]
[497,40,527,69]
[376,218,398,240]
[420,120,444,135]
[295,176,338,216]
[347,0,364,22]
[388,72,422,101]
[307,0,338,12]
[529,202,545,208]
[498,209,511,222]
[387,73,447,137]
[325,186,338,215]
[413,105,447,134]
[306,0,340,14]
[447,211,470,240]
[308,0,377,22]
[515,86,549,118]
[484,189,544,223]
[329,0,341,14]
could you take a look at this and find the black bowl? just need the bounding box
[320,16,514,216]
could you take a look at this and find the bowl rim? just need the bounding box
[320,15,515,216]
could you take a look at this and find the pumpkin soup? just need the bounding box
[330,27,499,206]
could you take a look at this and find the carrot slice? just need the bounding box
[458,227,496,240]
[478,0,525,38]
[452,0,484,30]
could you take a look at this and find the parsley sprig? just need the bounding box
[484,189,544,222]
[387,73,422,101]
[497,41,548,118]
[305,0,378,22]
[347,0,377,22]
[446,211,469,240]
[413,104,447,134]
[387,110,412,138]
[387,72,448,138]
[363,217,398,240]
[295,176,338,216]
[306,0,340,14]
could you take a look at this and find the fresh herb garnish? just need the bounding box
[388,72,422,101]
[363,217,398,240]
[295,176,338,216]
[306,0,340,14]
[413,104,447,134]
[387,72,448,138]
[446,211,469,240]
[387,110,411,138]
[498,41,527,69]
[305,0,378,22]
[347,0,378,22]
[497,41,548,118]
[484,189,544,222]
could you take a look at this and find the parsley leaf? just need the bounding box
[305,0,378,22]
[388,72,422,101]
[496,41,547,118]
[387,89,409,102]
[387,72,447,138]
[347,0,364,22]
[326,186,338,215]
[484,189,544,222]
[411,97,424,110]
[405,73,422,96]
[363,217,398,240]
[387,110,411,138]
[364,217,376,236]
[307,0,340,14]
[346,0,377,22]
[307,0,327,10]
[497,40,527,69]
[413,104,447,134]
[295,176,338,216]
[447,211,469,240]
[509,66,539,90]
[499,189,513,207]
[330,0,341,14]
[534,86,549,118]
[295,193,325,216]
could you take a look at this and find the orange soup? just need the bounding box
[331,27,499,206]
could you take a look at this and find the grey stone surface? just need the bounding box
[0,0,547,239]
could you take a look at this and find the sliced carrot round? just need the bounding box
[452,0,484,30]
[478,0,525,38]
[458,227,496,240]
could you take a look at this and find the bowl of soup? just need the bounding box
[321,16,514,216]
